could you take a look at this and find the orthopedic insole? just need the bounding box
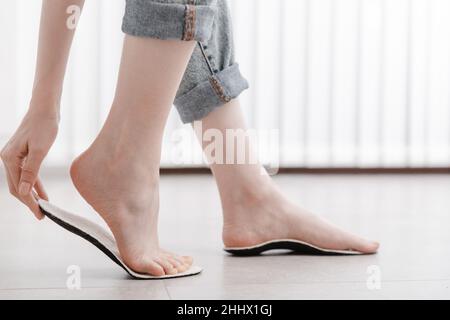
[224,239,366,256]
[38,200,202,279]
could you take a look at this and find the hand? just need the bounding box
[1,107,59,220]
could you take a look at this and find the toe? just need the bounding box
[146,261,166,276]
[156,257,178,275]
[170,254,192,272]
[163,252,193,267]
[181,255,193,266]
[130,258,165,277]
[167,257,187,273]
[164,254,180,268]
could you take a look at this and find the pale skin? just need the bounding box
[1,1,378,276]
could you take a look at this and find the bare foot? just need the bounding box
[70,147,193,276]
[222,183,379,254]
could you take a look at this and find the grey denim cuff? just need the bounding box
[122,0,218,42]
[174,63,249,123]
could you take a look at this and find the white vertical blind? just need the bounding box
[0,0,449,168]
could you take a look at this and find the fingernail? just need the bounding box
[19,182,31,195]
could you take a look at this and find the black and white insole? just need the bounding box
[224,239,366,256]
[38,200,202,279]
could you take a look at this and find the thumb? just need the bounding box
[19,151,45,196]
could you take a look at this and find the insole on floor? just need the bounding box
[38,200,202,279]
[224,239,366,256]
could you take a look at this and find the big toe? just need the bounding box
[131,258,166,277]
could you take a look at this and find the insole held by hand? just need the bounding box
[38,200,202,279]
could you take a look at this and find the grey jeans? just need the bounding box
[122,0,249,123]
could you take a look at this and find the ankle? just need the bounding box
[221,176,278,217]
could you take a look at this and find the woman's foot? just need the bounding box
[222,181,379,254]
[70,146,193,276]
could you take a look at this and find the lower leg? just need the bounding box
[71,36,196,276]
[195,99,379,253]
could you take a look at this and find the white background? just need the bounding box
[0,0,449,168]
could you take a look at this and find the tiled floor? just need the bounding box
[0,172,449,299]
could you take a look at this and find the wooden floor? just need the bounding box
[0,172,449,299]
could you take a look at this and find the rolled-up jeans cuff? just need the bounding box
[122,0,218,42]
[174,64,249,123]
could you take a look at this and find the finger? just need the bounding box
[34,177,49,201]
[21,192,45,220]
[4,155,23,192]
[19,150,45,196]
[32,190,46,220]
[7,164,44,220]
[4,167,19,197]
